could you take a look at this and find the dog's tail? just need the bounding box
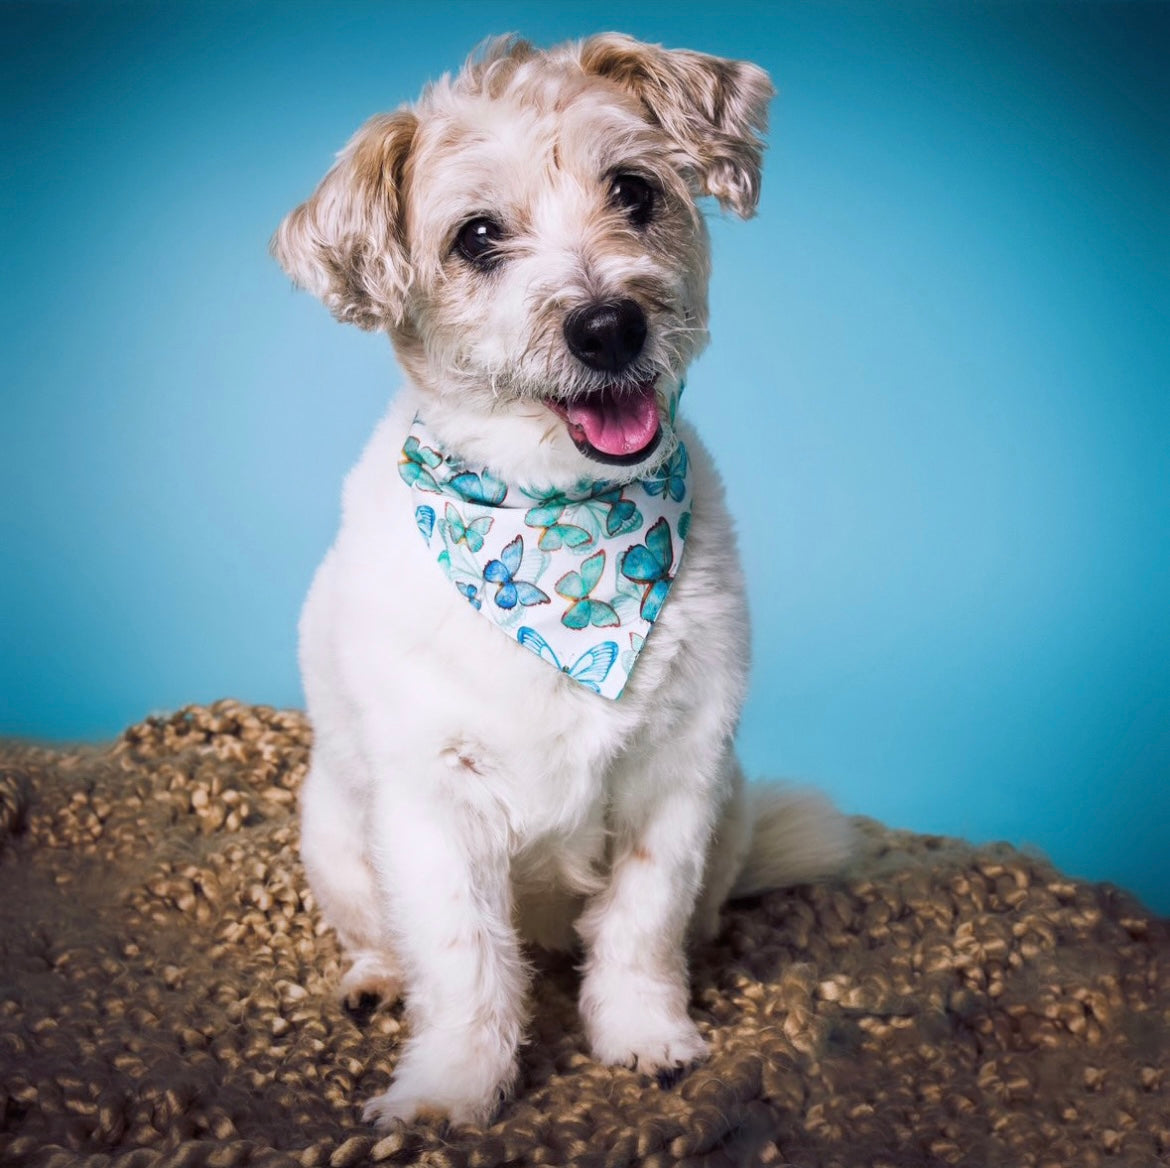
[731,781,854,898]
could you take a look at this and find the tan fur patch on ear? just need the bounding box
[271,110,418,330]
[579,34,774,219]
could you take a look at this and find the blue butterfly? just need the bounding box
[399,436,443,492]
[517,627,618,694]
[594,487,642,538]
[443,503,492,552]
[643,443,688,503]
[620,517,675,622]
[556,550,619,630]
[414,505,436,541]
[483,535,550,610]
[450,469,507,507]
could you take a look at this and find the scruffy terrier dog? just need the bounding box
[273,34,850,1128]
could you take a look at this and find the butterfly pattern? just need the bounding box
[523,491,593,552]
[642,443,689,504]
[517,628,618,694]
[441,502,492,552]
[414,505,436,541]
[456,581,483,611]
[449,468,507,507]
[556,550,620,630]
[483,536,551,610]
[401,414,692,699]
[620,517,681,622]
[619,631,646,678]
[595,487,643,538]
[399,436,444,492]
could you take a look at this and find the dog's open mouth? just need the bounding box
[546,381,662,466]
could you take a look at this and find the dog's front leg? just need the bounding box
[576,739,725,1077]
[361,778,524,1128]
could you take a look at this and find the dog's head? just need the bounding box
[273,34,773,486]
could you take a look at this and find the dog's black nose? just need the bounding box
[563,299,647,373]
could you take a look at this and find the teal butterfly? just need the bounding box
[595,487,642,538]
[620,517,675,622]
[450,469,507,507]
[523,493,592,552]
[483,536,550,610]
[556,550,619,630]
[517,627,618,694]
[643,443,688,503]
[399,436,443,492]
[444,503,492,552]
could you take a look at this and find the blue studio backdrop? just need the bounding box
[2,2,1167,912]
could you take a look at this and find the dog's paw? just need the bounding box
[362,1035,517,1129]
[362,1086,448,1130]
[585,998,708,1076]
[362,1081,507,1130]
[581,965,709,1076]
[339,949,403,1017]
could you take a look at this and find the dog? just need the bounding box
[272,33,851,1128]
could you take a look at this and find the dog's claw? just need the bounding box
[655,1063,689,1090]
[344,991,381,1026]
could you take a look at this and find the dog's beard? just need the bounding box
[435,330,695,465]
[454,367,671,466]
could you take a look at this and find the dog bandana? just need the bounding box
[400,415,692,700]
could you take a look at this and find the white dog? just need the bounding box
[273,34,851,1128]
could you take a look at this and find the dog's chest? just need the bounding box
[320,404,743,842]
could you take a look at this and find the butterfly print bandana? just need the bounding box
[400,414,693,700]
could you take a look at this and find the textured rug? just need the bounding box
[0,702,1166,1168]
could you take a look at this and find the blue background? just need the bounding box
[3,2,1167,913]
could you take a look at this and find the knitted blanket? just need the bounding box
[1,702,1166,1168]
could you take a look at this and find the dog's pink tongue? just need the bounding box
[566,383,659,457]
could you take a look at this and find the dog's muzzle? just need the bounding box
[552,299,661,465]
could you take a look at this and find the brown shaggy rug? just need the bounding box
[1,702,1166,1168]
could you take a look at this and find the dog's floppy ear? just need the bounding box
[271,110,418,330]
[579,34,773,219]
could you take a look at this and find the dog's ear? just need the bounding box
[579,34,773,219]
[271,111,418,330]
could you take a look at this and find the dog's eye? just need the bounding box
[455,217,505,267]
[608,174,656,227]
